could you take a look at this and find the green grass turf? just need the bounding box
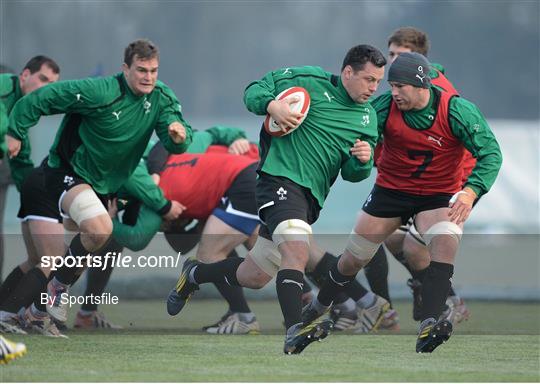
[2,300,539,382]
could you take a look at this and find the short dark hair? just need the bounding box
[124,39,159,67]
[388,27,430,56]
[341,44,386,72]
[22,55,60,75]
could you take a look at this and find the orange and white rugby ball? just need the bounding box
[264,86,310,137]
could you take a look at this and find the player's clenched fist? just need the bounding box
[168,121,187,143]
[350,139,372,163]
[7,135,21,158]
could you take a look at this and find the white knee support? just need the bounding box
[346,231,381,261]
[423,221,463,246]
[272,219,312,245]
[249,236,282,277]
[68,189,107,226]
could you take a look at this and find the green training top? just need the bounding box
[8,73,192,194]
[0,73,35,186]
[430,62,445,79]
[371,88,502,197]
[244,65,377,209]
[0,102,7,156]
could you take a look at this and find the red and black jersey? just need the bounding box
[433,69,477,182]
[159,150,258,219]
[376,90,466,195]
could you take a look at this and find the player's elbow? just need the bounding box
[342,168,372,183]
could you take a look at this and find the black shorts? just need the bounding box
[18,166,63,223]
[362,184,453,225]
[255,172,320,239]
[213,162,260,235]
[43,164,111,219]
[219,163,258,216]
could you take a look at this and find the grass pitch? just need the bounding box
[2,300,539,382]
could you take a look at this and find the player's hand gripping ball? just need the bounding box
[264,87,310,137]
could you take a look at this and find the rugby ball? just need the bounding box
[263,87,310,137]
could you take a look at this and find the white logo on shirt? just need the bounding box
[428,135,443,147]
[76,94,82,102]
[324,91,335,102]
[112,111,122,120]
[282,68,292,75]
[277,187,287,200]
[143,98,152,114]
[63,176,74,186]
[361,115,370,126]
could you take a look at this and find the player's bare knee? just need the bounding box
[81,232,110,252]
[280,244,310,269]
[345,231,382,265]
[79,215,113,251]
[242,275,268,289]
[340,250,367,272]
[237,262,271,289]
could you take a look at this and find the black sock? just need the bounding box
[71,271,84,286]
[302,278,312,294]
[306,252,367,305]
[394,251,424,281]
[421,261,454,321]
[80,267,114,311]
[193,257,243,286]
[364,246,391,304]
[0,266,25,305]
[345,280,370,302]
[332,292,350,305]
[317,256,357,307]
[276,269,304,329]
[410,267,428,282]
[214,283,251,313]
[80,240,122,311]
[393,250,406,264]
[1,268,47,313]
[306,252,336,287]
[55,234,91,285]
